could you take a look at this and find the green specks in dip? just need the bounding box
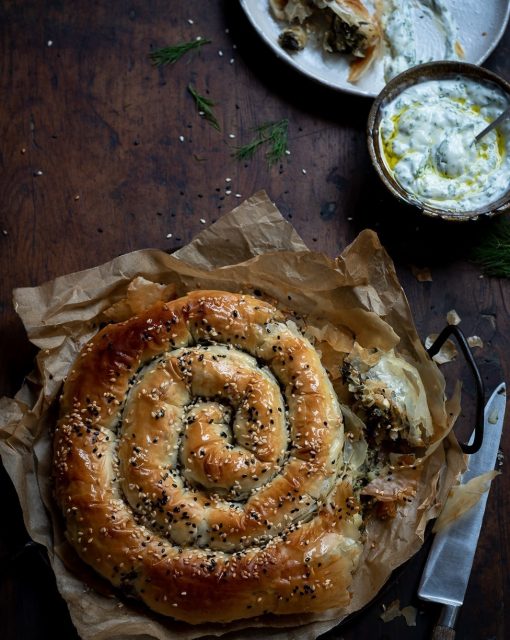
[381,0,463,82]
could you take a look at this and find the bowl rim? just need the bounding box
[367,60,510,222]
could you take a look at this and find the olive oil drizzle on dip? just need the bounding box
[379,77,510,213]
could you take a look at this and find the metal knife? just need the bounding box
[418,382,506,639]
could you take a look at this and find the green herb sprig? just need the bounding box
[187,84,220,131]
[472,215,510,277]
[150,37,211,67]
[234,119,289,166]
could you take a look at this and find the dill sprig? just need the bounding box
[472,215,510,277]
[187,84,221,131]
[233,119,289,166]
[149,37,211,67]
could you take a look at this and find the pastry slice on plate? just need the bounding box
[270,0,381,81]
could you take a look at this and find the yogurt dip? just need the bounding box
[379,77,510,213]
[381,0,463,82]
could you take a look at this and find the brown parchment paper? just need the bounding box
[0,190,465,640]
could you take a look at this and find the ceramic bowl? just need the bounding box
[367,61,510,221]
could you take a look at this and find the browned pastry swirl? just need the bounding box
[53,291,362,624]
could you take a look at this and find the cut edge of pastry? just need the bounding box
[323,0,381,79]
[270,0,382,83]
[347,42,379,82]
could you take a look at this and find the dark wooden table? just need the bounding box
[1,2,509,639]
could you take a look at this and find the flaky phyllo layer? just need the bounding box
[270,0,381,81]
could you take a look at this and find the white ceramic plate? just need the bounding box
[240,0,510,97]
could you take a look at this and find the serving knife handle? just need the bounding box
[431,625,456,640]
[431,604,459,640]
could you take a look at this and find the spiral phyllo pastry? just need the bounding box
[53,291,362,624]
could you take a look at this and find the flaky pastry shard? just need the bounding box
[270,0,381,82]
[319,0,380,56]
[343,343,434,448]
[270,0,315,22]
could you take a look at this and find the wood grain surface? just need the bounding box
[0,2,508,639]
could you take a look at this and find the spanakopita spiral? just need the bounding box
[54,291,364,624]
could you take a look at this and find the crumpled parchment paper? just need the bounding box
[0,190,465,640]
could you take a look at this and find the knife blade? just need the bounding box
[417,382,506,639]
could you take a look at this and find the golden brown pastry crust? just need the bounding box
[54,291,362,624]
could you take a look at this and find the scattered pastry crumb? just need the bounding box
[467,335,483,349]
[433,470,500,532]
[380,599,417,626]
[410,265,432,282]
[488,405,500,425]
[481,313,496,329]
[446,309,461,325]
[425,334,458,364]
